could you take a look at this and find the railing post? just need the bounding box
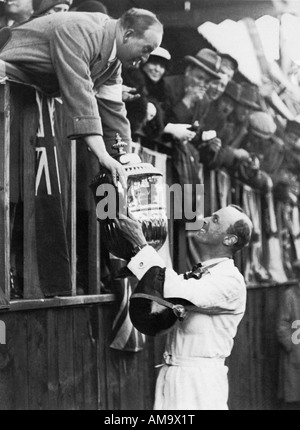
[0,82,10,300]
[71,139,77,296]
[88,196,101,295]
[23,88,43,299]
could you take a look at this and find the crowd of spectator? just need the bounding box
[1,0,300,202]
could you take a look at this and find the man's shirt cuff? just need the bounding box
[127,245,166,280]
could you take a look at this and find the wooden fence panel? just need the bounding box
[0,82,10,302]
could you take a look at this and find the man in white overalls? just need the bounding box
[116,205,253,410]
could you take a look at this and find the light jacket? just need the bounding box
[0,12,131,144]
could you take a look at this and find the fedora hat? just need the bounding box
[239,82,260,110]
[224,80,241,102]
[184,48,222,79]
[129,266,193,336]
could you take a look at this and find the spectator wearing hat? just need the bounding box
[203,80,241,137]
[206,72,230,103]
[32,0,71,17]
[191,53,238,133]
[232,110,287,193]
[162,48,221,141]
[239,111,283,176]
[222,82,261,148]
[193,80,252,172]
[219,53,239,82]
[122,46,171,146]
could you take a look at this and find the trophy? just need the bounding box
[90,134,168,261]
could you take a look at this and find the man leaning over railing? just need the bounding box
[0,7,164,187]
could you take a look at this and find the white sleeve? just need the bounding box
[127,246,166,280]
[163,268,246,313]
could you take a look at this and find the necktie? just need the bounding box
[184,263,205,280]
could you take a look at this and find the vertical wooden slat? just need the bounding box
[11,312,29,409]
[47,309,59,410]
[0,83,10,300]
[23,89,43,299]
[97,306,109,410]
[27,310,48,410]
[57,309,75,410]
[103,303,122,410]
[72,308,85,410]
[82,308,98,410]
[70,140,77,296]
[88,198,101,295]
[0,314,13,409]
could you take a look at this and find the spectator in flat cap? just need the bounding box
[248,111,277,140]
[238,111,285,177]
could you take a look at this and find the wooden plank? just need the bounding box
[0,314,14,409]
[88,197,101,295]
[27,310,48,410]
[10,293,115,312]
[72,307,86,410]
[97,306,109,410]
[119,351,140,410]
[0,83,10,302]
[22,88,44,299]
[12,312,29,410]
[142,337,156,410]
[103,303,122,410]
[47,309,59,410]
[82,307,98,410]
[57,309,75,410]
